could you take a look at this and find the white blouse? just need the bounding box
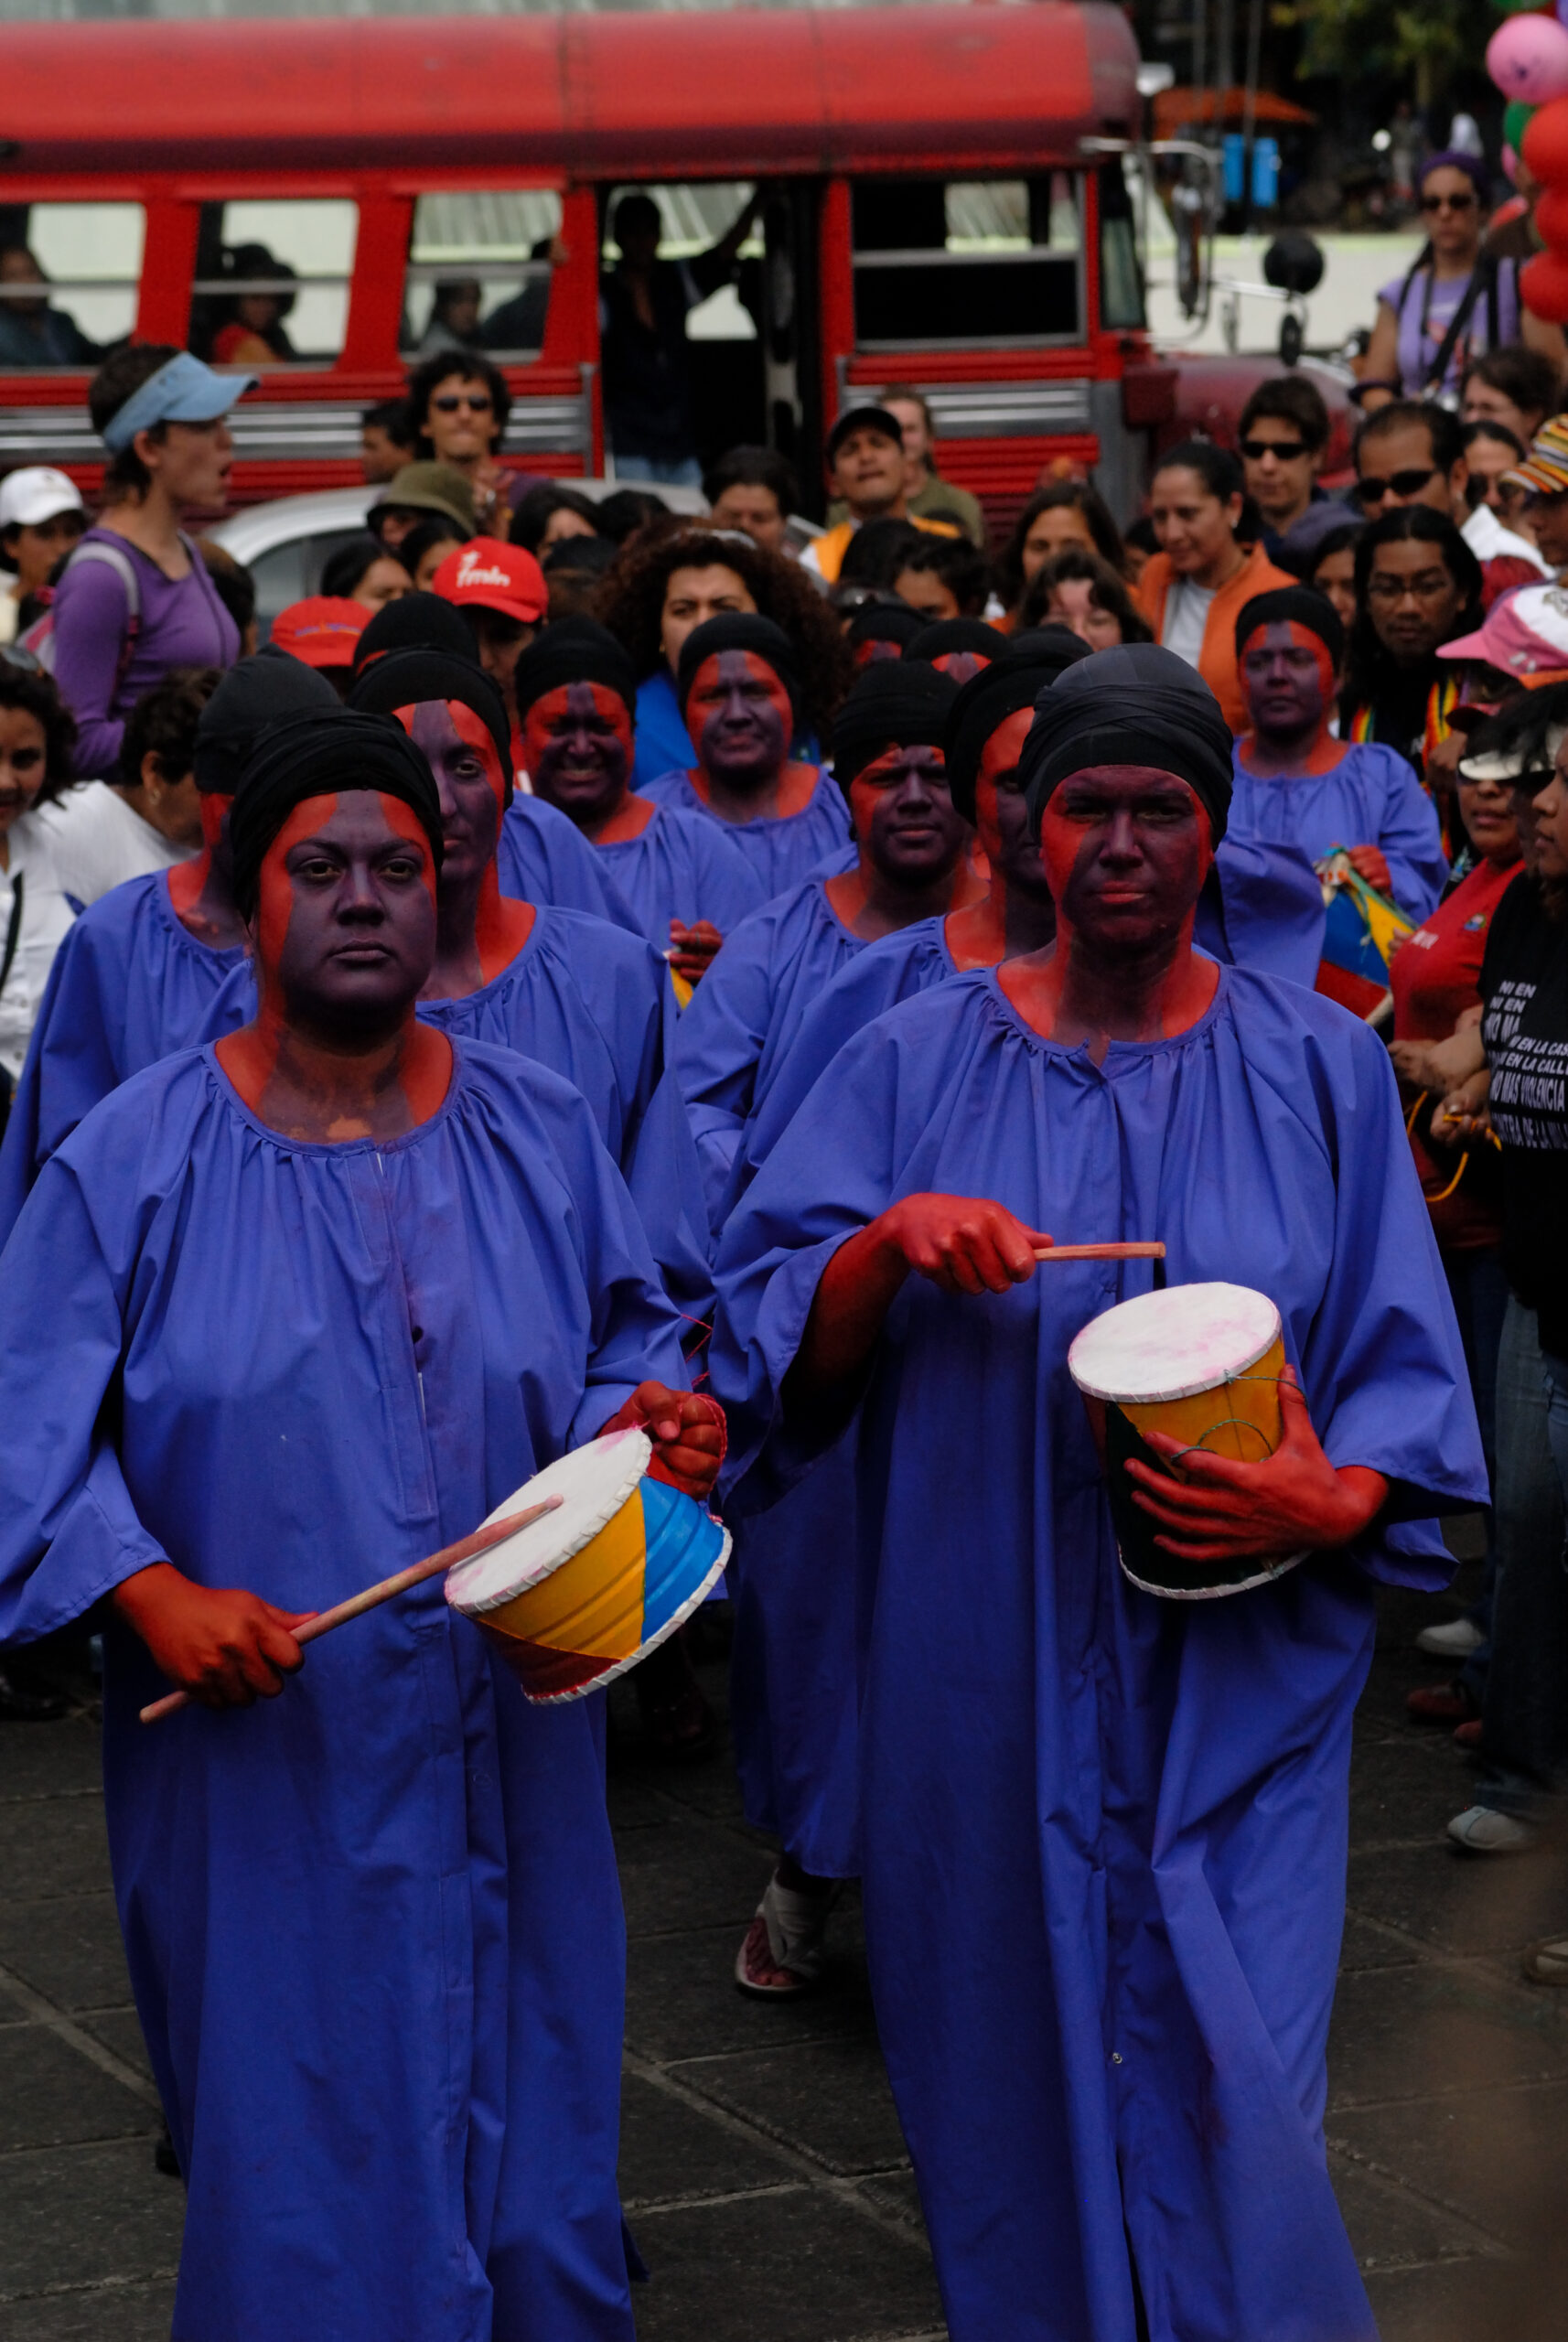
[0,812,78,1083]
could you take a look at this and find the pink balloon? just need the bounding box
[1488,14,1568,106]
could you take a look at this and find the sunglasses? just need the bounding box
[1358,467,1438,504]
[1422,190,1477,213]
[432,392,493,414]
[1240,437,1308,462]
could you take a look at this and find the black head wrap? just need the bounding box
[907,618,1009,668]
[511,616,639,727]
[1018,643,1233,845]
[349,649,513,803]
[675,613,801,727]
[1007,625,1101,667]
[831,661,960,794]
[228,708,444,922]
[193,645,337,796]
[1231,585,1345,669]
[843,600,927,656]
[351,590,475,674]
[944,639,1091,823]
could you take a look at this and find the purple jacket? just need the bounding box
[51,529,239,776]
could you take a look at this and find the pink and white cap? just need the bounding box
[1439,583,1568,683]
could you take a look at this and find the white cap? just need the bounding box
[0,466,86,532]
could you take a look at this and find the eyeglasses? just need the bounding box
[1358,467,1439,504]
[1366,570,1455,604]
[432,392,493,414]
[1239,437,1309,462]
[1421,191,1477,214]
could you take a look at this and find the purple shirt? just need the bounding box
[51,529,239,777]
[1378,259,1520,398]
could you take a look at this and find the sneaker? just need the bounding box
[1453,1719,1484,1752]
[1521,1937,1568,1986]
[1446,1805,1536,1853]
[1416,1617,1486,1660]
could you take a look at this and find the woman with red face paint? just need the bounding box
[711,644,1485,2339]
[0,651,336,1239]
[648,613,854,898]
[1231,585,1447,922]
[512,618,764,988]
[904,616,1007,685]
[0,704,720,2339]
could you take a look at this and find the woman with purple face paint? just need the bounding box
[1230,586,1446,921]
[637,614,854,898]
[513,618,764,989]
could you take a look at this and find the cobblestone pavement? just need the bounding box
[4,1544,1568,2341]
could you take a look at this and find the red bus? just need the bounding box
[0,5,1198,532]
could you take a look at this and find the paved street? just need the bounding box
[4,1537,1568,2341]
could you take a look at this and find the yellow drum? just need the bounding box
[1067,1281,1305,1599]
[445,1426,731,1701]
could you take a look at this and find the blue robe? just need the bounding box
[1198,836,1326,988]
[0,870,245,1243]
[639,766,853,904]
[199,910,712,1323]
[1229,740,1446,921]
[671,876,868,1232]
[711,968,1486,2342]
[0,1037,689,2341]
[594,801,766,956]
[496,792,642,936]
[631,667,694,794]
[671,874,877,1873]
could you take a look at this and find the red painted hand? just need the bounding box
[112,1563,315,1709]
[669,919,725,987]
[874,1193,1052,1296]
[1344,843,1394,897]
[1122,1365,1387,1564]
[603,1381,726,1500]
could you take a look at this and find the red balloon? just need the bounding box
[1522,93,1568,184]
[1522,247,1568,322]
[1534,184,1568,246]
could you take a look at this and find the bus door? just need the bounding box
[821,169,1107,540]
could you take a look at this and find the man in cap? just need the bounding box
[430,535,548,749]
[1501,414,1568,580]
[827,386,986,548]
[270,596,371,698]
[370,461,477,551]
[802,405,961,585]
[711,642,1485,2342]
[0,467,85,643]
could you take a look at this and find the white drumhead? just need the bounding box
[446,1427,651,1616]
[1067,1283,1280,1405]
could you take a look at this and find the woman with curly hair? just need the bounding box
[594,526,853,796]
[0,653,81,1114]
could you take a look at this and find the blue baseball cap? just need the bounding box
[100,351,257,454]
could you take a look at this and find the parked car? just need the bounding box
[206,476,711,639]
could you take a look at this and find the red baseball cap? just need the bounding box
[272,596,371,670]
[432,536,547,625]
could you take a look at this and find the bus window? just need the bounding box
[189,200,358,368]
[0,202,144,371]
[851,177,1081,349]
[1099,159,1146,332]
[403,191,564,361]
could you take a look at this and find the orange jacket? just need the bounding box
[1133,543,1296,735]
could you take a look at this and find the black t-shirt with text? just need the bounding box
[1479,872,1568,1357]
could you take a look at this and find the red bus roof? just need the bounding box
[0,5,1138,179]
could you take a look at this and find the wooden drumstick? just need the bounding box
[138,1495,564,1726]
[1032,1242,1166,1263]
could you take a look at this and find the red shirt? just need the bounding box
[1389,854,1520,1252]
